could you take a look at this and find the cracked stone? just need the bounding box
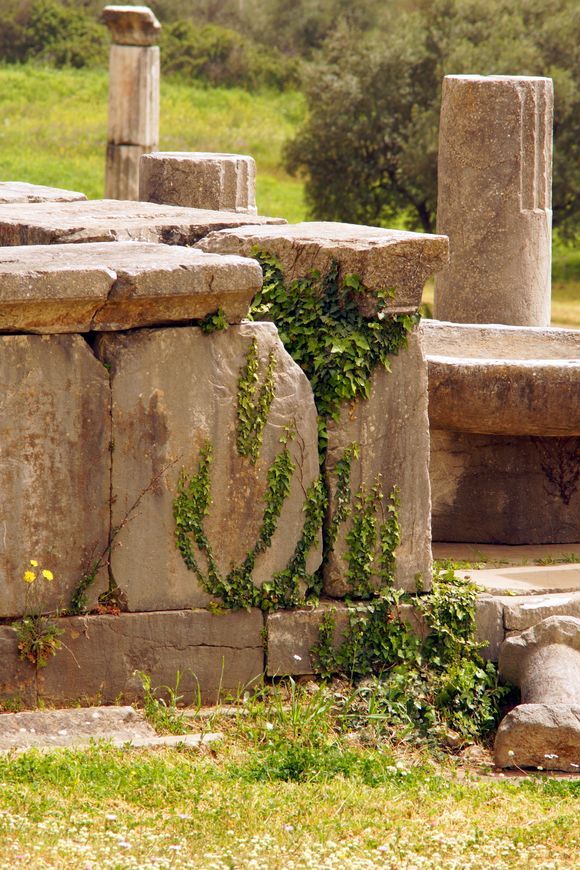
[96,322,321,611]
[0,242,263,333]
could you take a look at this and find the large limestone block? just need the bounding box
[0,182,86,204]
[435,75,553,326]
[0,200,285,247]
[0,626,37,707]
[33,610,264,706]
[324,330,432,595]
[97,323,321,611]
[0,335,110,617]
[140,152,257,213]
[0,242,262,333]
[503,592,580,633]
[198,222,448,316]
[430,431,580,545]
[102,5,161,46]
[421,321,580,437]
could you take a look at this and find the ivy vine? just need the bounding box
[237,336,277,464]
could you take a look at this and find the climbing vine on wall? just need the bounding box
[237,336,277,464]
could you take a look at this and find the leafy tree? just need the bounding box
[286,0,580,239]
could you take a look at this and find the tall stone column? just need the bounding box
[435,75,553,326]
[102,5,161,200]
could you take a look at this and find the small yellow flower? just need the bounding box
[30,559,38,567]
[23,570,36,584]
[41,569,54,581]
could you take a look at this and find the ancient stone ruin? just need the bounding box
[0,62,578,768]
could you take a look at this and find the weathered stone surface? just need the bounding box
[102,5,161,45]
[457,562,580,597]
[0,706,155,750]
[106,143,151,201]
[324,330,432,595]
[107,45,159,147]
[503,591,580,632]
[499,616,580,705]
[421,321,580,437]
[430,430,580,545]
[475,596,505,662]
[0,242,262,332]
[140,152,257,214]
[434,542,580,566]
[435,75,553,326]
[35,610,264,706]
[0,627,36,707]
[96,323,321,611]
[198,222,448,316]
[266,600,428,676]
[0,200,285,246]
[495,704,580,772]
[0,182,86,204]
[0,335,110,617]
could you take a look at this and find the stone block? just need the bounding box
[324,330,432,595]
[0,706,155,751]
[0,200,285,247]
[140,152,257,213]
[430,430,580,545]
[0,182,86,204]
[102,5,161,46]
[198,222,448,316]
[36,610,264,706]
[96,322,321,611]
[495,704,580,773]
[421,321,580,438]
[435,75,553,326]
[475,596,505,661]
[0,335,110,618]
[0,626,37,707]
[0,242,262,333]
[502,592,580,632]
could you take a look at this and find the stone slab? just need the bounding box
[140,152,257,213]
[198,222,448,316]
[0,706,154,750]
[421,321,580,438]
[495,704,580,772]
[96,322,321,611]
[460,564,580,597]
[324,331,432,595]
[0,182,86,204]
[0,200,285,247]
[501,591,580,632]
[430,430,580,545]
[30,610,264,707]
[0,335,110,617]
[0,242,262,332]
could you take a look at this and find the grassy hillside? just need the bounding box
[0,64,577,326]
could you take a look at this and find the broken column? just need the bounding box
[495,616,580,772]
[140,152,258,213]
[435,75,553,326]
[198,222,449,594]
[102,5,161,200]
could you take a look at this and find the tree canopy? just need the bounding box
[285,0,580,240]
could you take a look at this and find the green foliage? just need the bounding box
[12,615,63,669]
[174,438,325,611]
[249,252,417,451]
[286,0,580,240]
[236,337,277,464]
[324,442,358,556]
[312,567,509,741]
[200,308,229,333]
[135,671,191,735]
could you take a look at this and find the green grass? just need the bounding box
[0,63,578,325]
